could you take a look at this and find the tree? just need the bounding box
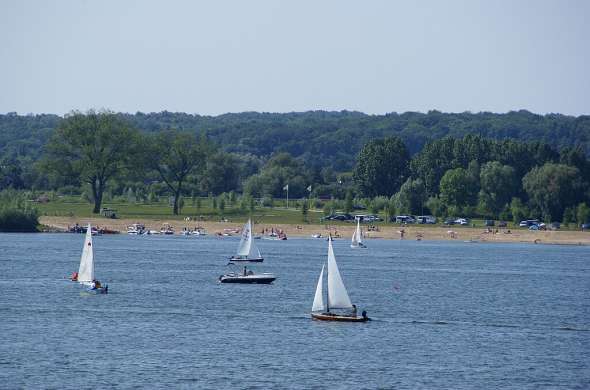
[523,163,584,221]
[577,203,590,224]
[478,161,519,217]
[392,178,426,215]
[439,168,478,212]
[302,199,309,222]
[344,190,354,213]
[145,130,210,215]
[353,137,410,197]
[44,110,138,213]
[510,197,529,224]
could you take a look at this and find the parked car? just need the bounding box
[394,215,416,224]
[581,223,590,230]
[455,218,469,225]
[498,221,508,228]
[356,214,382,223]
[549,222,560,230]
[529,224,540,231]
[484,220,495,227]
[444,217,456,225]
[416,215,437,224]
[519,219,540,228]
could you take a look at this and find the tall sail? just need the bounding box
[78,224,94,283]
[327,237,353,309]
[311,264,325,312]
[351,219,360,247]
[236,219,253,257]
[356,219,363,245]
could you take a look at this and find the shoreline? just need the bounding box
[39,216,590,246]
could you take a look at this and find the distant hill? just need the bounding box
[1,110,589,171]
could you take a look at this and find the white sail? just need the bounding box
[351,219,360,247]
[356,219,363,245]
[236,219,253,257]
[311,264,325,312]
[327,237,353,309]
[235,219,261,259]
[78,223,94,283]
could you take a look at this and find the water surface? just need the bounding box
[1,234,589,389]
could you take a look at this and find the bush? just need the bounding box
[0,208,39,232]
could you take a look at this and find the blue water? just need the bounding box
[1,233,589,389]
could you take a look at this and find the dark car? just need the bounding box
[444,218,456,225]
[582,223,590,230]
[498,221,508,228]
[484,220,495,227]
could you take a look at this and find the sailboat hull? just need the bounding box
[311,312,369,322]
[229,257,264,263]
[85,286,108,294]
[219,274,276,284]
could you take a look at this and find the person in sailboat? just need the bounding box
[351,304,357,317]
[362,310,368,320]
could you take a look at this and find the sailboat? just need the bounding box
[351,218,367,249]
[220,219,276,284]
[311,237,368,322]
[229,219,263,262]
[76,223,108,294]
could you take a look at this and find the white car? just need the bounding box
[455,218,469,225]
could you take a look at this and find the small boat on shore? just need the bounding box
[311,237,368,322]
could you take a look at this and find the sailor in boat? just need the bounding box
[70,271,78,281]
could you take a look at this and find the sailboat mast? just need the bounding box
[326,251,330,313]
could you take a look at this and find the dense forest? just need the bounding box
[0,110,589,225]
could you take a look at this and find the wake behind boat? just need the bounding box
[311,237,368,322]
[72,223,108,294]
[229,219,263,262]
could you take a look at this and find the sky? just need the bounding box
[1,0,589,116]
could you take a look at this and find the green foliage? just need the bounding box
[478,161,519,217]
[0,190,39,232]
[392,178,426,215]
[523,163,584,221]
[510,198,529,224]
[353,137,410,197]
[144,130,210,215]
[577,203,590,224]
[301,199,309,222]
[425,196,445,218]
[43,110,139,213]
[439,168,478,210]
[344,191,353,213]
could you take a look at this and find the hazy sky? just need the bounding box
[1,0,588,116]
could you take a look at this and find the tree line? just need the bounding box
[0,110,589,225]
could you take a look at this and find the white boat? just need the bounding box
[351,219,367,249]
[191,228,208,236]
[160,224,174,235]
[75,223,108,294]
[127,223,145,235]
[311,237,368,322]
[229,219,263,262]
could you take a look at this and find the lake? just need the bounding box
[1,233,589,389]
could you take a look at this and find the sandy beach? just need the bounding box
[39,216,590,246]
